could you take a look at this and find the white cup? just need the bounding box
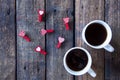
[82,20,114,52]
[63,47,96,77]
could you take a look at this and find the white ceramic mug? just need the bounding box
[82,20,114,52]
[63,47,96,77]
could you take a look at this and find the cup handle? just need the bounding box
[87,68,96,78]
[103,44,114,52]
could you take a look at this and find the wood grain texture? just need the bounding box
[75,0,105,80]
[0,0,15,80]
[16,0,45,80]
[105,0,120,80]
[46,0,74,80]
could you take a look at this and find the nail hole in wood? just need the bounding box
[7,8,10,15]
[37,68,40,72]
[81,5,83,9]
[24,66,26,70]
[96,7,98,10]
[54,9,57,13]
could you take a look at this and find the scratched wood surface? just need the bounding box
[0,0,120,80]
[0,0,15,80]
[105,0,120,80]
[16,0,45,80]
[75,0,105,80]
[46,0,74,80]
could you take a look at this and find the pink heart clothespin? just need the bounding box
[35,46,47,55]
[38,10,45,22]
[18,30,31,42]
[56,36,65,48]
[40,28,54,35]
[63,17,70,30]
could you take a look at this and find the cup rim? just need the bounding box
[63,47,92,76]
[82,20,112,49]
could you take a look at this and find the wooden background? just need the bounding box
[0,0,120,80]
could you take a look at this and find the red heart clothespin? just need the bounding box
[38,10,45,22]
[56,37,65,48]
[63,17,70,30]
[18,30,31,42]
[35,46,47,55]
[41,29,54,35]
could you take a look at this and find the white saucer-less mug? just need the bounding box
[63,47,96,77]
[82,20,114,52]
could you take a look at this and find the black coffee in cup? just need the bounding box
[85,23,107,46]
[66,49,88,71]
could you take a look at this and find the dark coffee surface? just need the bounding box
[85,23,107,46]
[66,49,88,71]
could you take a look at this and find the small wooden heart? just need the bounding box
[41,29,47,35]
[63,17,70,23]
[19,30,25,37]
[36,46,41,52]
[58,37,65,43]
[39,10,44,15]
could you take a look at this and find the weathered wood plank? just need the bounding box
[16,0,45,80]
[46,0,74,80]
[0,0,15,79]
[75,0,105,80]
[105,0,120,80]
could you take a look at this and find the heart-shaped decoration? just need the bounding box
[58,37,65,43]
[41,29,47,35]
[36,46,41,52]
[63,17,70,23]
[19,30,25,37]
[39,10,44,15]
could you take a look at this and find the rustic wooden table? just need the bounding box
[0,0,120,80]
